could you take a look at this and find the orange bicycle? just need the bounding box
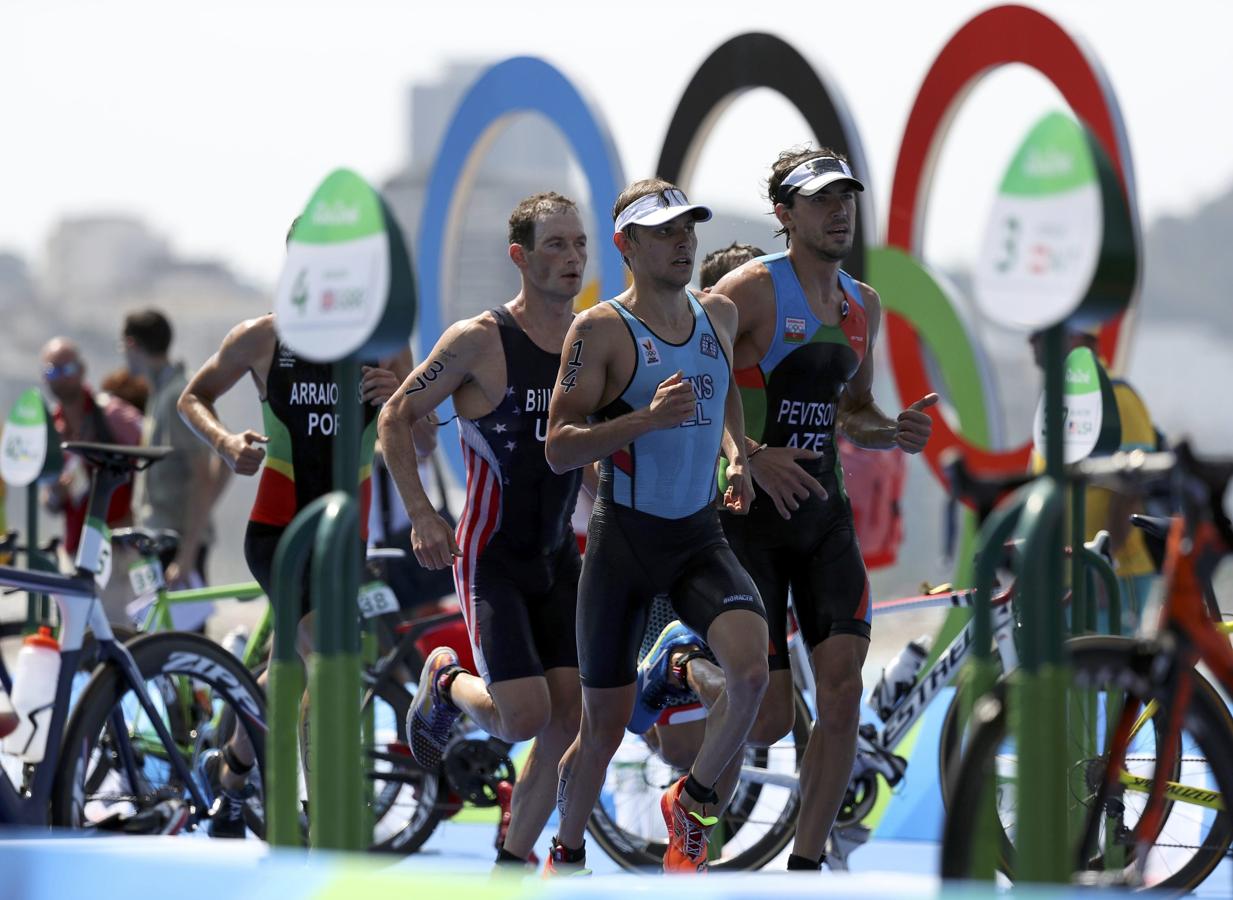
[942,443,1233,893]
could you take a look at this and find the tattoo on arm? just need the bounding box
[405,359,445,394]
[560,339,584,393]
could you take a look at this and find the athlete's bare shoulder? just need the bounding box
[221,313,277,376]
[433,309,501,366]
[697,289,738,337]
[712,258,774,309]
[855,280,882,324]
[224,313,277,356]
[570,298,622,336]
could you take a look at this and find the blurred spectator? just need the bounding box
[122,309,228,630]
[40,337,142,556]
[100,368,151,413]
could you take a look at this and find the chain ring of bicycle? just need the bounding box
[836,774,879,827]
[441,738,515,807]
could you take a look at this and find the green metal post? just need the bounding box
[306,355,363,851]
[309,492,361,851]
[267,495,332,847]
[963,488,1030,881]
[361,623,377,842]
[1070,480,1089,636]
[1015,324,1070,883]
[1077,547,1120,636]
[25,484,39,633]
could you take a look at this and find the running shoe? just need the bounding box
[406,646,463,770]
[494,780,539,866]
[542,836,591,877]
[628,620,703,734]
[661,775,718,873]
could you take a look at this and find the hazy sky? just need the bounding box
[4,0,1231,288]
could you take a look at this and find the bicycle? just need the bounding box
[0,441,266,837]
[585,578,1029,872]
[941,443,1233,893]
[107,528,457,854]
[585,454,1117,874]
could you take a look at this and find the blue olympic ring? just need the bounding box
[415,56,626,480]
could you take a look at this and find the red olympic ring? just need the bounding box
[885,4,1139,478]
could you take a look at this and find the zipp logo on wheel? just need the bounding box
[164,651,263,721]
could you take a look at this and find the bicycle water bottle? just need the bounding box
[221,625,250,662]
[870,636,931,722]
[2,626,61,762]
[0,690,16,740]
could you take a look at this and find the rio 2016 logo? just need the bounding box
[412,6,1140,493]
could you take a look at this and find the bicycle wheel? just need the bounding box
[942,634,1233,892]
[51,631,267,838]
[297,677,444,854]
[587,687,809,872]
[937,649,1004,808]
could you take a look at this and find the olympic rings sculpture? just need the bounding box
[414,4,1140,489]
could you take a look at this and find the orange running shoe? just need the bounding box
[661,776,719,873]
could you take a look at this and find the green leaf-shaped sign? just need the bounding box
[1032,347,1120,464]
[975,112,1136,330]
[2,388,61,486]
[274,169,416,362]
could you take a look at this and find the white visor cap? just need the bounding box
[779,156,865,198]
[614,188,713,235]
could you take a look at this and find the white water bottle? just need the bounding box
[2,626,61,762]
[870,636,931,721]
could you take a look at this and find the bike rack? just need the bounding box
[266,494,329,848]
[961,325,1130,883]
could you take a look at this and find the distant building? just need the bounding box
[44,215,170,304]
[383,62,782,333]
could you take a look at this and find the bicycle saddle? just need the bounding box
[62,441,173,471]
[942,449,1034,522]
[1129,514,1172,542]
[111,527,181,558]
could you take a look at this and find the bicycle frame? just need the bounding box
[1083,515,1233,870]
[0,460,212,827]
[877,588,1018,750]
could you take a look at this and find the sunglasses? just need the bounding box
[43,361,82,380]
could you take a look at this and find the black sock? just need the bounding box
[787,852,825,871]
[494,846,525,866]
[437,664,463,702]
[551,837,586,863]
[683,772,719,806]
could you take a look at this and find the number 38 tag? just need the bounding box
[128,560,165,598]
[357,581,399,619]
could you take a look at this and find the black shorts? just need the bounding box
[578,500,765,689]
[245,521,365,622]
[457,532,581,685]
[721,472,871,671]
[245,522,311,618]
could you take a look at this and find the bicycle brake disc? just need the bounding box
[441,738,515,807]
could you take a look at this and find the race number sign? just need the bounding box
[274,169,416,362]
[1,388,61,486]
[1032,347,1121,464]
[975,112,1135,331]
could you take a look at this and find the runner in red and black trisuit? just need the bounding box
[179,312,414,837]
[378,192,588,869]
[713,147,936,871]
